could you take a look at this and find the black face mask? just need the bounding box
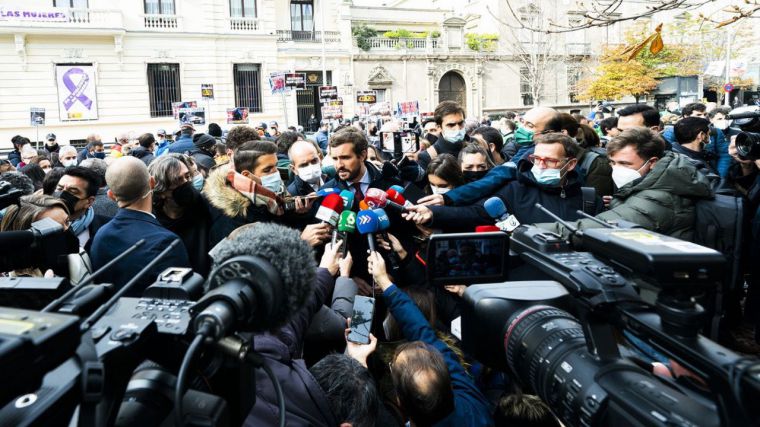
[46,143,59,152]
[54,190,81,217]
[172,181,199,207]
[463,170,488,183]
[424,133,438,144]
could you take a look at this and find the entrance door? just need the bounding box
[296,71,331,131]
[438,71,466,110]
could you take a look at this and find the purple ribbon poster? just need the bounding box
[56,64,99,121]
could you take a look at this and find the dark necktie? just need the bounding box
[352,182,364,201]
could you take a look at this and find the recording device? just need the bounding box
[365,188,406,212]
[727,106,760,160]
[356,210,380,252]
[381,130,419,160]
[347,296,375,345]
[0,217,78,277]
[483,197,521,232]
[425,232,509,286]
[459,217,760,426]
[334,210,356,253]
[283,188,341,211]
[0,181,24,210]
[315,193,344,227]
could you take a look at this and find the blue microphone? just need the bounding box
[356,210,380,252]
[484,197,509,222]
[339,189,355,211]
[317,187,342,197]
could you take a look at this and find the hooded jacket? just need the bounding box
[129,146,155,166]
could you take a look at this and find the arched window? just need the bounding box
[439,71,466,109]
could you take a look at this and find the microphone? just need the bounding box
[387,188,413,209]
[336,210,357,254]
[373,208,400,272]
[315,193,344,227]
[365,188,407,212]
[194,223,316,338]
[356,210,380,252]
[359,200,370,211]
[316,187,342,197]
[484,197,520,232]
[339,189,355,211]
[389,184,405,194]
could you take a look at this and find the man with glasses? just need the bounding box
[403,133,603,231]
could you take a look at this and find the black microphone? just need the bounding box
[193,223,317,339]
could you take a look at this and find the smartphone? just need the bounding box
[347,296,375,344]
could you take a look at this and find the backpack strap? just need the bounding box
[578,151,599,182]
[581,186,597,215]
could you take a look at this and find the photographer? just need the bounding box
[367,251,493,426]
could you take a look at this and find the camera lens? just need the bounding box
[735,132,760,161]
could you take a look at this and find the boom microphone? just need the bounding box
[195,223,317,336]
[315,193,344,227]
[356,210,380,252]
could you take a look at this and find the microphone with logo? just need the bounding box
[315,193,344,227]
[334,211,356,254]
[373,208,400,272]
[356,210,380,252]
[365,188,407,212]
[339,189,355,212]
[484,197,520,233]
[387,188,413,209]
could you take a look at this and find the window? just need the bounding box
[147,63,181,117]
[234,64,263,113]
[144,0,175,15]
[291,0,314,34]
[374,89,387,103]
[567,65,583,103]
[54,0,88,7]
[230,0,256,17]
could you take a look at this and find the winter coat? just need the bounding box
[168,133,194,154]
[129,146,155,166]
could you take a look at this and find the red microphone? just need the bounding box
[387,189,413,209]
[365,188,406,212]
[475,225,501,233]
[315,193,344,227]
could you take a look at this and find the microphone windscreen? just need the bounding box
[389,185,405,194]
[356,210,380,234]
[373,208,390,231]
[358,200,370,211]
[316,193,344,226]
[208,223,315,331]
[484,197,507,220]
[475,225,501,233]
[337,211,357,233]
[364,188,388,209]
[317,187,342,197]
[339,190,355,211]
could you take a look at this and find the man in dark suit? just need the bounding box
[90,157,190,296]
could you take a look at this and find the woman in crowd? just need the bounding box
[426,153,464,196]
[458,143,493,183]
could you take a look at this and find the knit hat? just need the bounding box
[193,133,216,150]
[208,123,223,138]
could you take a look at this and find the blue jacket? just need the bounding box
[444,164,517,206]
[168,133,195,154]
[315,130,329,153]
[662,126,730,177]
[155,139,171,157]
[90,209,190,297]
[383,284,494,427]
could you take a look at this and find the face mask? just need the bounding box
[42,167,51,175]
[514,127,535,146]
[430,185,450,195]
[261,172,284,194]
[46,143,59,152]
[442,129,466,144]
[61,159,77,168]
[297,163,322,184]
[93,152,106,159]
[713,120,729,130]
[55,190,81,216]
[612,160,650,189]
[192,174,205,190]
[531,165,562,185]
[172,181,199,207]
[463,170,488,183]
[424,133,438,144]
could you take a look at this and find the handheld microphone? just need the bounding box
[356,210,380,252]
[339,189,355,211]
[484,197,520,232]
[475,225,501,232]
[316,187,342,197]
[389,184,405,194]
[336,211,357,254]
[387,188,413,209]
[359,200,370,211]
[366,188,407,212]
[315,193,344,227]
[373,208,400,272]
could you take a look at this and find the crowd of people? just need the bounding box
[1,98,759,426]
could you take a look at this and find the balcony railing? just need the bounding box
[276,30,342,43]
[358,37,440,51]
[230,16,259,31]
[0,8,123,29]
[566,42,591,56]
[142,14,179,30]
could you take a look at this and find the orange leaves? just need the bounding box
[621,23,664,61]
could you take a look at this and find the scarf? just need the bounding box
[226,170,284,216]
[70,207,95,236]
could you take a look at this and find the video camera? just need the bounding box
[727,106,760,160]
[444,211,760,426]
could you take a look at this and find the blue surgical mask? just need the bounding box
[531,165,561,185]
[192,174,205,190]
[261,172,284,194]
[442,129,466,144]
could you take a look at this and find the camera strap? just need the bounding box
[76,331,104,427]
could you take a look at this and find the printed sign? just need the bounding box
[30,108,45,126]
[369,102,392,116]
[227,107,249,124]
[321,99,344,120]
[269,72,286,95]
[56,64,98,121]
[172,101,197,120]
[356,91,377,104]
[201,84,214,100]
[285,73,306,89]
[178,107,206,125]
[319,85,338,102]
[420,111,434,122]
[396,101,419,118]
[0,8,69,22]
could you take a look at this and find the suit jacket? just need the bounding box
[90,209,190,297]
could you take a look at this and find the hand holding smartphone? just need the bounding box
[347,295,375,344]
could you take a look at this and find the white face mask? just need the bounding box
[442,129,466,144]
[431,185,451,195]
[712,119,730,130]
[261,172,284,194]
[61,159,77,167]
[611,160,650,189]
[297,163,322,185]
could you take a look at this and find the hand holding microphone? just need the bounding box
[315,193,344,227]
[365,188,407,212]
[484,197,520,232]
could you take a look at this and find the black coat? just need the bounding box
[130,146,155,166]
[429,160,604,231]
[155,192,212,277]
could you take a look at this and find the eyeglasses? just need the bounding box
[527,154,567,168]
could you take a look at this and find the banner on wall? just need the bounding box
[172,101,198,120]
[56,64,99,121]
[227,107,250,124]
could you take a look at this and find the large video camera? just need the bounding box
[0,238,288,427]
[452,213,760,426]
[727,106,760,160]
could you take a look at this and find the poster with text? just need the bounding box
[321,99,344,120]
[285,73,306,89]
[369,102,392,117]
[269,72,287,95]
[172,101,197,120]
[178,107,206,125]
[396,101,419,118]
[227,107,250,124]
[56,64,98,121]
